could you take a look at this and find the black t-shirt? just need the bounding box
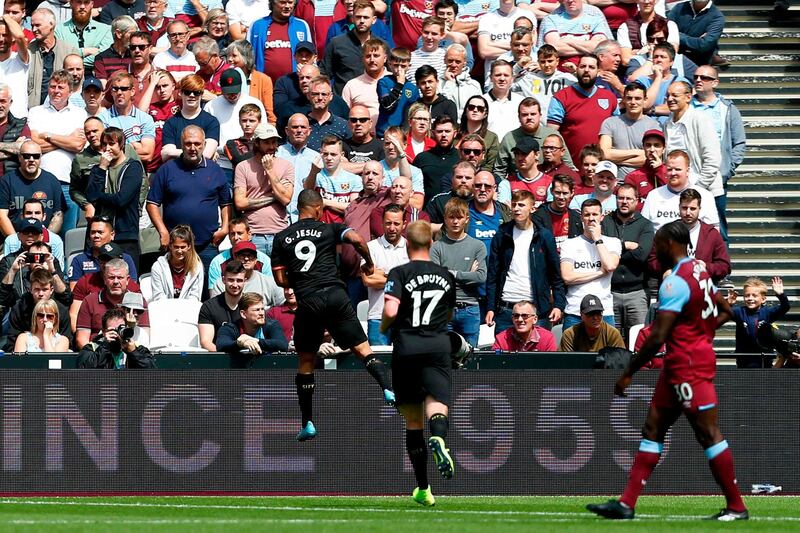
[385,260,456,355]
[98,0,146,25]
[342,137,385,163]
[271,218,349,299]
[198,293,240,341]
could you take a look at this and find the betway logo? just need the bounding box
[264,39,292,49]
[399,3,430,19]
[573,260,601,270]
[656,210,680,219]
[474,228,496,239]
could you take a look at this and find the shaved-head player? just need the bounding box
[271,189,395,441]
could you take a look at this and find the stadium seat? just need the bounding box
[478,323,495,349]
[551,324,563,349]
[356,300,368,321]
[64,228,85,259]
[139,274,152,303]
[629,323,645,351]
[66,252,79,274]
[147,299,206,351]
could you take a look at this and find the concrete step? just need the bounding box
[744,126,800,139]
[721,60,800,76]
[729,175,800,187]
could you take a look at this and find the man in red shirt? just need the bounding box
[266,286,297,345]
[532,174,582,255]
[548,54,618,164]
[498,136,552,209]
[624,129,668,210]
[539,133,579,183]
[390,0,434,50]
[493,300,557,352]
[193,36,229,100]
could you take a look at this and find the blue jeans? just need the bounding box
[715,193,728,245]
[251,234,274,258]
[60,183,79,236]
[450,305,480,347]
[346,276,367,310]
[367,319,391,346]
[563,313,615,331]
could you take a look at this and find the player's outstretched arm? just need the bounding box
[616,311,679,397]
[714,290,733,329]
[272,267,290,288]
[343,230,374,275]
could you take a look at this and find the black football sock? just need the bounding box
[362,355,392,391]
[295,373,315,426]
[429,413,449,439]
[406,429,429,489]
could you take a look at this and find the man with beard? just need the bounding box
[427,161,475,234]
[233,123,294,257]
[413,115,459,204]
[599,82,659,182]
[55,0,112,72]
[498,137,552,209]
[548,54,618,164]
[342,39,389,125]
[341,105,384,174]
[322,2,386,95]
[216,291,288,357]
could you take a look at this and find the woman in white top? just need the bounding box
[14,299,69,353]
[150,224,205,301]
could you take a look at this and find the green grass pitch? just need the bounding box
[0,495,798,531]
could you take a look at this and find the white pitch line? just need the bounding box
[0,500,799,521]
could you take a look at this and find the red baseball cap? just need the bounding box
[642,129,665,142]
[232,241,257,255]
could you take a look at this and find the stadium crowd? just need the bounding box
[0,0,792,367]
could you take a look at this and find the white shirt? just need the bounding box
[26,102,88,183]
[640,183,719,231]
[687,222,701,257]
[407,47,446,82]
[511,70,576,118]
[152,49,199,81]
[363,236,409,320]
[225,0,271,29]
[0,53,30,118]
[617,19,680,53]
[485,90,522,142]
[501,225,534,303]
[477,7,528,81]
[560,235,622,316]
[204,94,266,170]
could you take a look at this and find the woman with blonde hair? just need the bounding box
[14,299,69,353]
[405,102,435,161]
[150,225,205,301]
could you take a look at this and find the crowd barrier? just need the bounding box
[0,363,795,495]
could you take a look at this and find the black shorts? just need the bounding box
[391,351,452,406]
[294,286,368,353]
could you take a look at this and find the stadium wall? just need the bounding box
[0,370,795,495]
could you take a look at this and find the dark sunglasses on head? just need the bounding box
[182,89,203,97]
[129,44,149,51]
[349,117,370,123]
[110,86,131,92]
[461,148,483,155]
[20,153,41,160]
[466,104,486,112]
[694,74,717,82]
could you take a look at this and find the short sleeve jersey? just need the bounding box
[657,257,719,383]
[385,260,456,355]
[271,218,350,299]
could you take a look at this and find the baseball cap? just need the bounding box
[642,128,665,142]
[580,294,604,315]
[253,123,281,141]
[19,218,43,233]
[232,241,257,255]
[98,242,124,261]
[511,136,540,154]
[121,291,145,311]
[295,41,315,55]
[219,68,243,94]
[594,160,618,177]
[82,76,103,91]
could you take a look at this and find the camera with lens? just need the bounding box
[756,322,800,356]
[115,324,135,342]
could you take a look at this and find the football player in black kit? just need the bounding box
[272,190,395,441]
[381,220,457,507]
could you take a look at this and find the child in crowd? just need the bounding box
[223,104,261,171]
[376,48,420,137]
[727,276,791,368]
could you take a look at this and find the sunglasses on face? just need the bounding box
[123,307,145,316]
[182,89,202,97]
[36,312,56,320]
[349,117,370,123]
[461,148,483,155]
[542,146,562,151]
[694,74,717,82]
[474,183,495,190]
[129,44,149,51]
[466,104,486,112]
[511,313,534,320]
[110,86,131,92]
[20,153,41,160]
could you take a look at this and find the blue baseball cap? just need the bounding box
[83,76,103,91]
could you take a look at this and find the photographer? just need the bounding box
[77,308,155,369]
[0,222,71,309]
